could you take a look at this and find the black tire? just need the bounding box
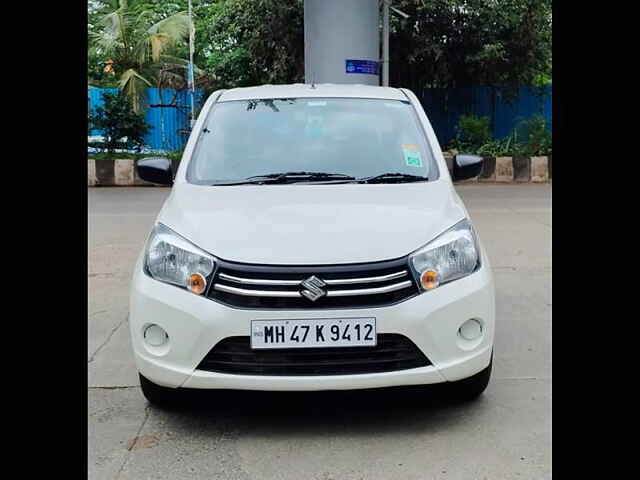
[445,355,492,402]
[139,373,183,408]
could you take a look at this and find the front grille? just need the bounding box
[206,257,420,309]
[196,334,431,375]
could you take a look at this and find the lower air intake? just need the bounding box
[196,334,431,376]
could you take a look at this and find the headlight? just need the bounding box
[144,223,216,294]
[409,219,480,291]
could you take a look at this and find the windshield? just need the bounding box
[186,97,439,185]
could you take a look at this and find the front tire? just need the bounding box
[139,373,183,407]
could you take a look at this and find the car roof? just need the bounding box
[218,83,408,102]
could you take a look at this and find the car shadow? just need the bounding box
[147,384,493,438]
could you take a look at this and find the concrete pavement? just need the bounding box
[88,184,551,480]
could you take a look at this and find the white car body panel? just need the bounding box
[157,181,466,265]
[218,83,408,102]
[130,84,495,391]
[130,247,494,390]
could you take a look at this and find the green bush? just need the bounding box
[476,139,505,157]
[166,150,184,163]
[88,140,129,151]
[89,152,149,160]
[88,91,150,153]
[452,115,492,153]
[510,115,552,156]
[470,115,552,157]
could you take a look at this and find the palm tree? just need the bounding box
[90,0,194,112]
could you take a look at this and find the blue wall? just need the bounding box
[88,87,204,151]
[89,85,551,151]
[417,85,552,146]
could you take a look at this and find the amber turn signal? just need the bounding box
[188,273,207,294]
[420,270,439,290]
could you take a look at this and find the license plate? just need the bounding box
[250,318,377,349]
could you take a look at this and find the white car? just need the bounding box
[131,84,495,406]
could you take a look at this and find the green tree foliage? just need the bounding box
[89,0,195,111]
[389,0,552,96]
[89,91,151,152]
[89,0,551,97]
[197,0,304,90]
[196,0,550,94]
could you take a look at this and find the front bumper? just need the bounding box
[129,252,495,391]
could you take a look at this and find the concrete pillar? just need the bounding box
[304,0,380,85]
[114,159,135,185]
[495,157,514,182]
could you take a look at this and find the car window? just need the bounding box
[187,97,439,184]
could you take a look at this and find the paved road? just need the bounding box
[88,184,551,480]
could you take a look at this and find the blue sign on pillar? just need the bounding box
[345,59,379,75]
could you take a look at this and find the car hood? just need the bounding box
[157,181,467,265]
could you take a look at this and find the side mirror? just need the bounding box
[136,157,173,186]
[452,154,483,182]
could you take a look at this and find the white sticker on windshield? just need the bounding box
[307,101,327,106]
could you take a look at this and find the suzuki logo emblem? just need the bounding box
[300,275,327,302]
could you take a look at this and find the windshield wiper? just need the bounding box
[356,172,429,184]
[211,171,356,186]
[210,171,427,186]
[248,171,357,182]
